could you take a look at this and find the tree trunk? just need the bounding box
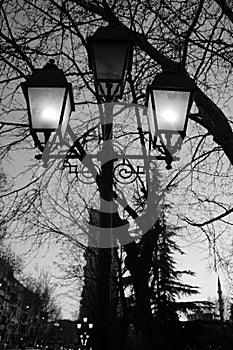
[135,271,154,350]
[95,246,111,350]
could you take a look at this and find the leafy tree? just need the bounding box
[0,243,24,277]
[21,270,62,321]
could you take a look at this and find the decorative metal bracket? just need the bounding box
[63,159,97,184]
[149,133,181,170]
[113,158,145,184]
[63,152,146,186]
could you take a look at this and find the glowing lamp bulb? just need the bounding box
[42,107,57,122]
[161,108,178,123]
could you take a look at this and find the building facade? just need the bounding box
[0,257,48,349]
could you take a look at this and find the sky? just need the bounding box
[10,239,79,319]
[10,226,223,320]
[2,92,233,321]
[7,224,222,320]
[178,242,221,300]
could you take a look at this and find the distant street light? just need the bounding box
[21,59,75,151]
[77,317,93,350]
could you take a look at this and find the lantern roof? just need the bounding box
[151,70,195,91]
[23,59,70,87]
[89,24,133,41]
[22,60,75,111]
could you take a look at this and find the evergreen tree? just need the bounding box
[150,218,199,323]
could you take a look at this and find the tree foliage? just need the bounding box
[21,270,62,321]
[0,242,24,277]
[150,220,199,323]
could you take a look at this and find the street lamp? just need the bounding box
[77,317,93,350]
[77,317,93,330]
[19,27,195,350]
[21,59,75,151]
[145,70,195,168]
[87,24,134,101]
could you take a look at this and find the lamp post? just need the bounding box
[20,27,194,350]
[77,317,93,350]
[87,24,134,350]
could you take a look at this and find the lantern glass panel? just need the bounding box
[153,90,190,132]
[92,42,129,81]
[36,131,46,144]
[61,93,71,137]
[28,87,65,130]
[147,93,156,137]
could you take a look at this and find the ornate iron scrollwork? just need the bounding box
[113,158,144,184]
[63,159,96,184]
[64,155,146,186]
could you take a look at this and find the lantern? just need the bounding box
[21,59,75,150]
[146,70,195,147]
[87,25,134,100]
